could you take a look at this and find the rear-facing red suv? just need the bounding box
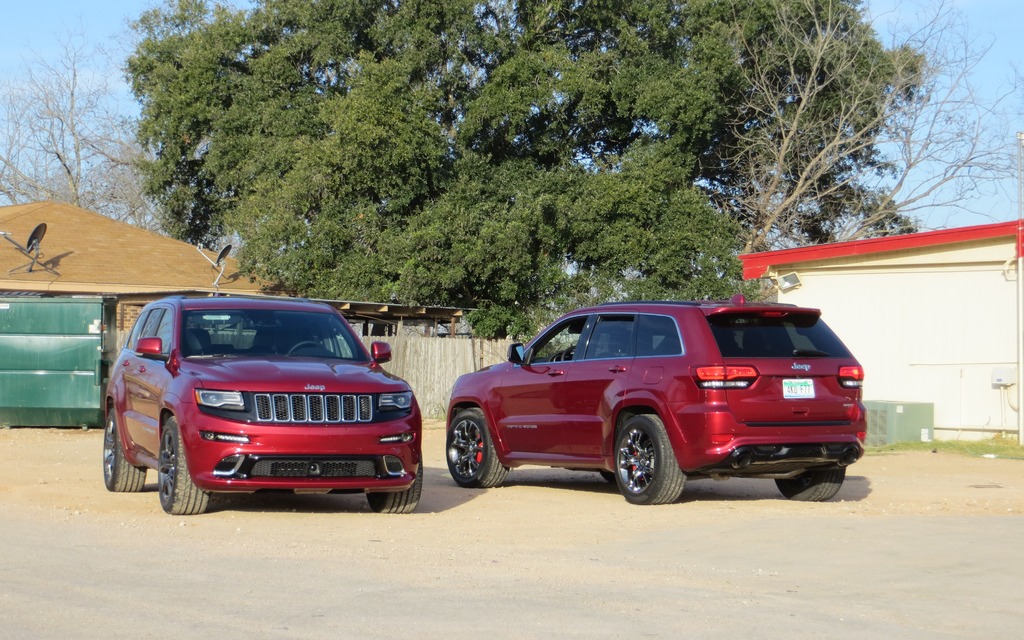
[446,296,865,504]
[104,296,422,515]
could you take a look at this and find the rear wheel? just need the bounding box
[158,416,210,515]
[776,467,846,502]
[367,464,423,514]
[614,414,685,505]
[102,409,146,493]
[446,408,508,488]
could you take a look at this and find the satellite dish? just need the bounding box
[26,223,47,252]
[215,244,232,267]
[1,222,48,272]
[197,243,233,289]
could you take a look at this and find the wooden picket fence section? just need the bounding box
[362,336,513,419]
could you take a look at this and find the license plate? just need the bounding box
[783,378,815,399]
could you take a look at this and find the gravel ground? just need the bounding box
[1,420,1022,639]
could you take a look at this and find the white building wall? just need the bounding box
[768,238,1017,438]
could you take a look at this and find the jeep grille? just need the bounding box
[254,393,373,423]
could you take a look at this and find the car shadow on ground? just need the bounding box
[139,464,482,515]
[489,467,873,503]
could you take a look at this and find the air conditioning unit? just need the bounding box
[864,401,934,446]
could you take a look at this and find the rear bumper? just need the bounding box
[670,403,865,477]
[693,441,863,478]
[177,402,422,493]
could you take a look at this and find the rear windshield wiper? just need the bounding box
[792,348,829,357]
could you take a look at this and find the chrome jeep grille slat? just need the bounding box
[254,393,373,423]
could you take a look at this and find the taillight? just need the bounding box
[839,365,864,388]
[695,365,759,389]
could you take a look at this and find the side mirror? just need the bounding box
[507,343,525,364]
[371,341,392,364]
[135,336,166,360]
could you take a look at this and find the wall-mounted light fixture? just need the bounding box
[776,271,802,292]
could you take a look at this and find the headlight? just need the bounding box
[378,391,413,412]
[195,389,245,410]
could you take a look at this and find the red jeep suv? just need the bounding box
[446,296,865,505]
[104,296,422,515]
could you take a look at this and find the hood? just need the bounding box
[181,357,408,394]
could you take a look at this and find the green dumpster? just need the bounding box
[0,296,117,428]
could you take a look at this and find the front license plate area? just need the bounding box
[783,378,815,399]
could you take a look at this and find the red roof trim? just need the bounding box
[739,221,1019,280]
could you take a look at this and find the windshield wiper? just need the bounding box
[792,349,829,357]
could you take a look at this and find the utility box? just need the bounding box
[0,296,117,428]
[864,400,934,446]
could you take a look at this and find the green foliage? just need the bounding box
[127,0,909,337]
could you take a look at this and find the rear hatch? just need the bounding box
[703,308,863,426]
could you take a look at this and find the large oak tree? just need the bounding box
[127,0,1000,336]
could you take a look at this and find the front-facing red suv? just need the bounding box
[446,296,865,505]
[104,296,422,515]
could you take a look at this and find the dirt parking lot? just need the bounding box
[1,420,1022,639]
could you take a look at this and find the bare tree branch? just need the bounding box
[0,29,159,230]
[716,0,1014,253]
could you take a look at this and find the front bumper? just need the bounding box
[176,402,421,493]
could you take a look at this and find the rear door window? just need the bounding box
[582,315,635,360]
[707,312,851,359]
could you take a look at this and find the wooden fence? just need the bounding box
[361,336,513,419]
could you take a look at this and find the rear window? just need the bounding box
[707,312,851,359]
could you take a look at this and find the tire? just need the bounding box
[775,467,846,502]
[614,414,685,505]
[102,408,146,493]
[367,464,423,514]
[158,416,210,515]
[446,408,509,488]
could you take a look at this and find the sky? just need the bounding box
[0,0,1020,230]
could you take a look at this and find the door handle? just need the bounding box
[547,369,565,377]
[608,365,627,373]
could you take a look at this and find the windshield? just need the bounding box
[181,308,365,360]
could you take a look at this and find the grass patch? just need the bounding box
[867,433,1024,459]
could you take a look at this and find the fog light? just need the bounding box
[213,455,246,477]
[383,456,406,476]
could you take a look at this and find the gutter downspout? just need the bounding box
[1017,132,1023,445]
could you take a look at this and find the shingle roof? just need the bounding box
[0,201,264,295]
